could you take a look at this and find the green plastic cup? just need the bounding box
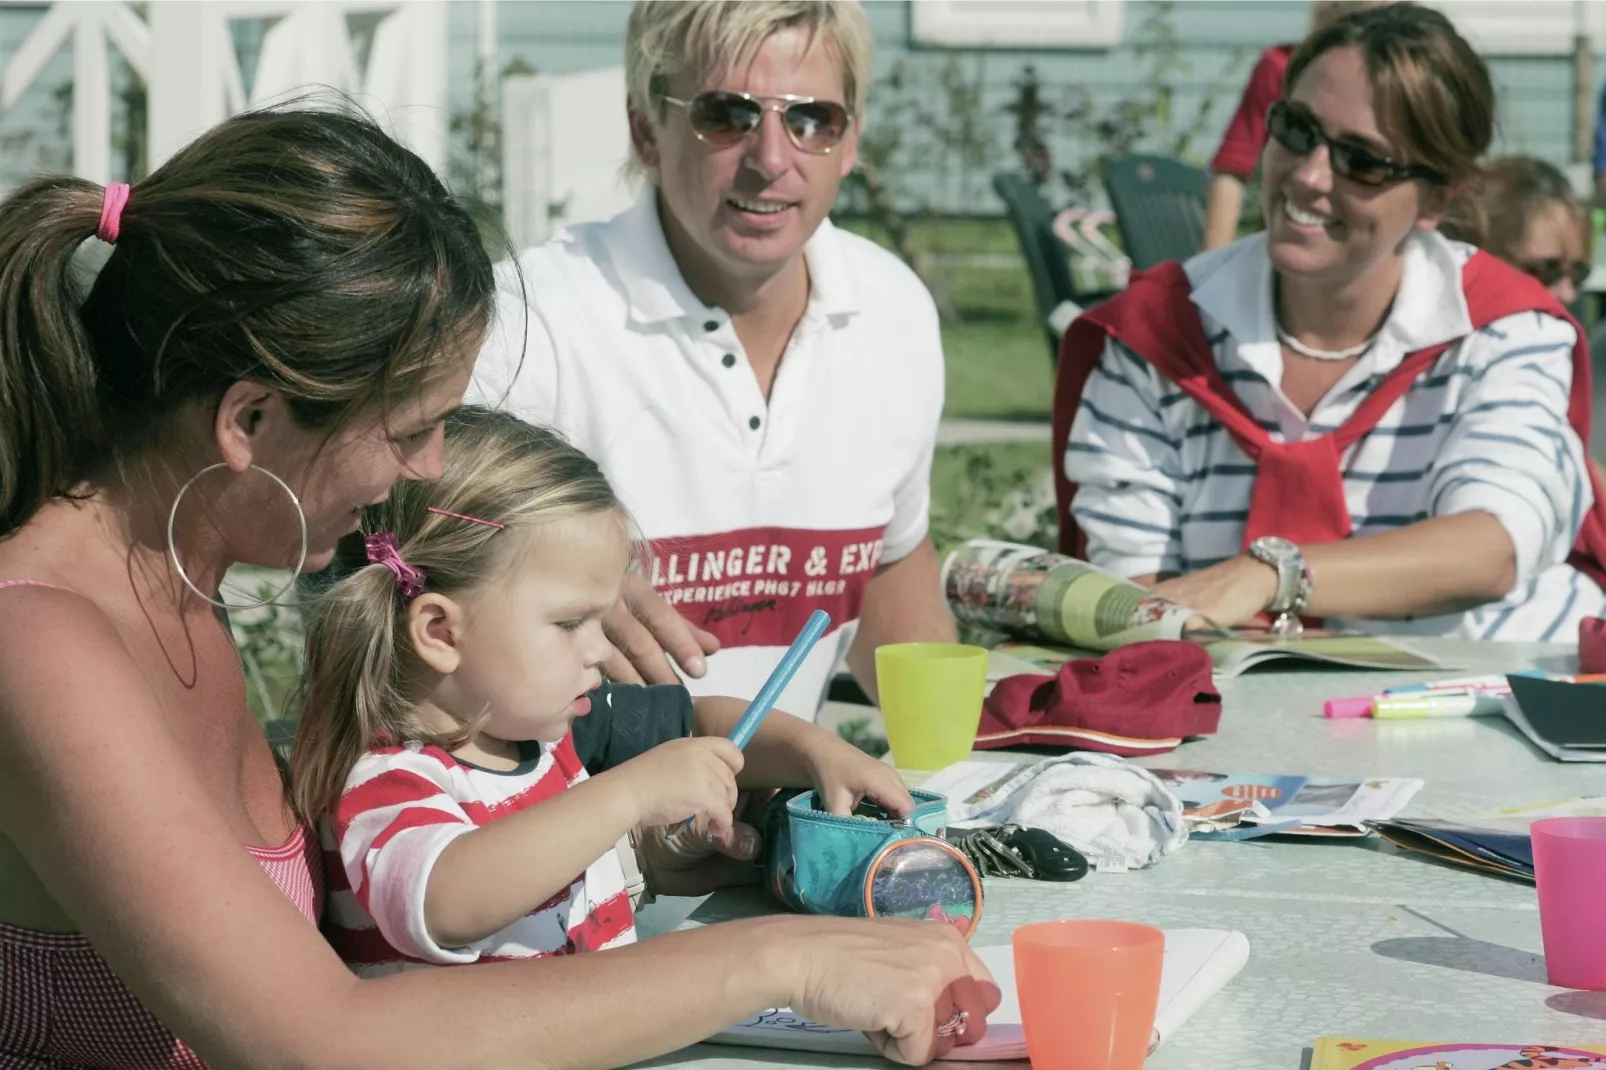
[875,643,988,771]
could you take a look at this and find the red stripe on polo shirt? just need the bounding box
[479,737,585,818]
[366,806,465,854]
[645,525,886,648]
[333,765,456,838]
[569,890,634,952]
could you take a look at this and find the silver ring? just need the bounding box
[935,1009,968,1038]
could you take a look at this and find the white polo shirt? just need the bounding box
[470,192,945,719]
[1066,230,1606,642]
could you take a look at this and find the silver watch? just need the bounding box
[1246,536,1312,639]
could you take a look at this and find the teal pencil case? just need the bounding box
[760,787,984,938]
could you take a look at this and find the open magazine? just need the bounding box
[926,759,1420,839]
[1151,768,1423,838]
[1311,1038,1606,1069]
[943,539,1446,679]
[1371,796,1606,881]
[708,930,1249,1062]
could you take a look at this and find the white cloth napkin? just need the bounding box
[946,753,1188,872]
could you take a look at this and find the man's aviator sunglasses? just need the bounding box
[662,91,853,155]
[1267,100,1446,188]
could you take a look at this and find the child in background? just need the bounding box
[1474,157,1590,307]
[291,407,912,975]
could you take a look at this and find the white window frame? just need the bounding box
[1432,1,1601,56]
[909,0,1124,49]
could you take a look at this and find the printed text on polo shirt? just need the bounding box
[646,526,886,647]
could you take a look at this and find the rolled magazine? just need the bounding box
[940,539,1207,652]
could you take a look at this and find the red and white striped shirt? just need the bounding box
[322,734,635,976]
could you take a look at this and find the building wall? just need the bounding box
[476,0,1589,213]
[0,1,1594,210]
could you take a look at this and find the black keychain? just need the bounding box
[950,825,1090,883]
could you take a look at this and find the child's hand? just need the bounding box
[804,733,915,818]
[619,737,743,836]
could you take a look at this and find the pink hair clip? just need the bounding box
[365,532,426,599]
[98,182,130,244]
[427,506,505,531]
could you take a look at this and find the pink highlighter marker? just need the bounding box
[1324,696,1375,719]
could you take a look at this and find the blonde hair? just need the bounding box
[290,407,623,820]
[624,0,873,171]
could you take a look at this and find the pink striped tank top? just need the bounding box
[0,579,325,1069]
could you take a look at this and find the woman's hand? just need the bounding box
[802,733,914,818]
[1150,554,1277,629]
[786,917,1002,1064]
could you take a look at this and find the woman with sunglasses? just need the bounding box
[1202,0,1380,251]
[1053,2,1606,644]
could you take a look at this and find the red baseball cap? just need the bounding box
[976,641,1222,757]
[1581,616,1606,674]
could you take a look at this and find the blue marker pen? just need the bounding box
[669,609,832,833]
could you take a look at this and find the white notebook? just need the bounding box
[707,927,1250,1061]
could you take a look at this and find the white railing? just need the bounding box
[1,1,448,183]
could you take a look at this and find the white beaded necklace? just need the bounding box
[1275,325,1379,362]
[1273,277,1386,361]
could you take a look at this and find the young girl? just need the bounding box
[291,407,913,973]
[1477,156,1589,307]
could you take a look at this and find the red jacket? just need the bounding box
[1050,252,1606,589]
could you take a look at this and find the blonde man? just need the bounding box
[474,1,956,727]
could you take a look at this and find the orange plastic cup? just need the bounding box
[1012,920,1164,1070]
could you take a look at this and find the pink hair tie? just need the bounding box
[97,182,131,244]
[365,532,426,599]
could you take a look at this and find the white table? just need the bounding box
[638,640,1606,1070]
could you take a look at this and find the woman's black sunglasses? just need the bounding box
[1267,100,1447,188]
[662,90,852,155]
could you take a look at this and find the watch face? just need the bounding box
[1257,536,1298,558]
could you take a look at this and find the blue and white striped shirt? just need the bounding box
[1066,231,1605,643]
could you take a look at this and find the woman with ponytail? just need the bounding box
[0,107,990,1069]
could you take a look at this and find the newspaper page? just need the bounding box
[942,540,1197,652]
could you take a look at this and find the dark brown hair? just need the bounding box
[291,407,623,820]
[1286,3,1494,239]
[0,106,497,536]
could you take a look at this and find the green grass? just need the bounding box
[942,320,1054,420]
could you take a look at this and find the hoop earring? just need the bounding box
[166,462,309,611]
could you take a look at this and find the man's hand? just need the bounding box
[635,811,762,897]
[603,571,721,684]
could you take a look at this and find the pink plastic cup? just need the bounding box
[1533,816,1606,990]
